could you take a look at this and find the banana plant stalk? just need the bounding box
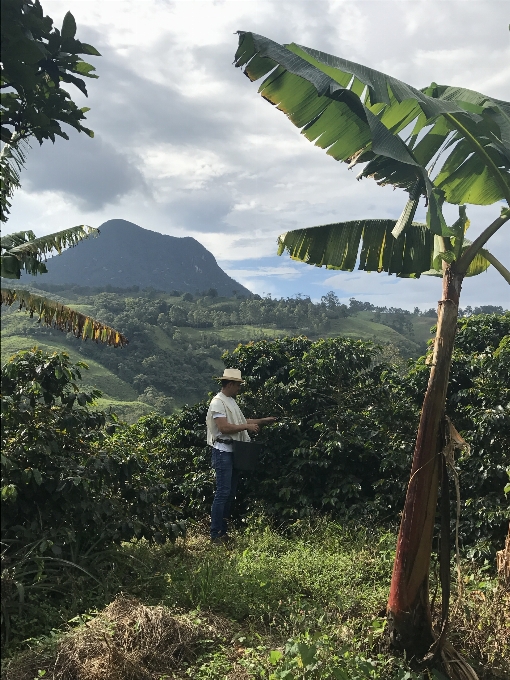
[387,211,509,656]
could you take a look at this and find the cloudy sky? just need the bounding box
[8,0,510,308]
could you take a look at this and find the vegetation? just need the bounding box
[2,314,508,678]
[1,229,128,346]
[3,285,504,416]
[1,1,127,346]
[234,31,510,661]
[1,524,508,680]
[0,348,185,646]
[1,0,99,220]
[1,287,465,415]
[1,11,508,676]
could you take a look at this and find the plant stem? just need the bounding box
[387,264,464,658]
[479,249,510,285]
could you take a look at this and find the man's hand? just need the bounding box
[246,423,260,433]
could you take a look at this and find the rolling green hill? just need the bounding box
[4,287,499,422]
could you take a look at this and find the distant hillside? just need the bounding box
[36,219,251,297]
[4,278,506,422]
[2,289,434,422]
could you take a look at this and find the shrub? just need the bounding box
[1,348,185,558]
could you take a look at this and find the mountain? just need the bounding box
[35,219,251,297]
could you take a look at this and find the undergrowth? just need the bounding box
[2,519,508,680]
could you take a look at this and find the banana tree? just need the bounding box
[1,226,128,347]
[233,31,509,668]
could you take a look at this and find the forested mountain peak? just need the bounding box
[34,219,252,297]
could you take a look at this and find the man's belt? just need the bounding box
[214,436,233,444]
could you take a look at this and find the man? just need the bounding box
[206,368,276,543]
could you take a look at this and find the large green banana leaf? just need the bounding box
[277,219,503,279]
[1,225,98,278]
[235,33,510,217]
[1,287,128,347]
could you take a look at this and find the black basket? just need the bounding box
[232,441,264,472]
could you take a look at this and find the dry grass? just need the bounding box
[3,596,234,680]
[448,583,510,680]
[3,525,508,680]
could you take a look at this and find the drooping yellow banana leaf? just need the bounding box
[1,288,128,348]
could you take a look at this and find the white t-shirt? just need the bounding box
[212,412,233,452]
[213,395,235,453]
[206,392,250,450]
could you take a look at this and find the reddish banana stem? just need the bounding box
[387,265,463,657]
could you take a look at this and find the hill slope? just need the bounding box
[2,290,432,421]
[36,219,251,297]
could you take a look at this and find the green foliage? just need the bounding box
[235,32,510,276]
[1,348,185,644]
[1,320,507,650]
[224,337,417,521]
[3,522,507,677]
[1,229,128,347]
[407,313,510,553]
[144,316,508,553]
[1,0,100,220]
[0,226,99,279]
[2,288,432,411]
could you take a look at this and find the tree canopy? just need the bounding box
[0,0,100,220]
[234,32,510,282]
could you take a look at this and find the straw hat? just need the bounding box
[215,368,244,382]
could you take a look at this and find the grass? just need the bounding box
[329,315,423,355]
[2,519,508,680]
[93,397,153,422]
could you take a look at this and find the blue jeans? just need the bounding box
[210,448,240,539]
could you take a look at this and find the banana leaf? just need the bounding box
[1,226,98,278]
[235,32,510,213]
[277,219,500,279]
[1,288,128,347]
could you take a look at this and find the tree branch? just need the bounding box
[456,214,509,274]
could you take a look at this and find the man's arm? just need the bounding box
[215,417,259,434]
[246,417,277,425]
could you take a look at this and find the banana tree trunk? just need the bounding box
[387,264,464,658]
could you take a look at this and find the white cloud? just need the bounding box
[6,0,509,309]
[226,265,302,279]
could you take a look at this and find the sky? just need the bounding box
[7,0,510,309]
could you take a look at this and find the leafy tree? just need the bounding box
[1,0,100,220]
[403,313,510,552]
[114,326,507,553]
[233,32,509,665]
[1,348,181,550]
[0,2,126,345]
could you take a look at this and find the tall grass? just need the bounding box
[2,519,507,680]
